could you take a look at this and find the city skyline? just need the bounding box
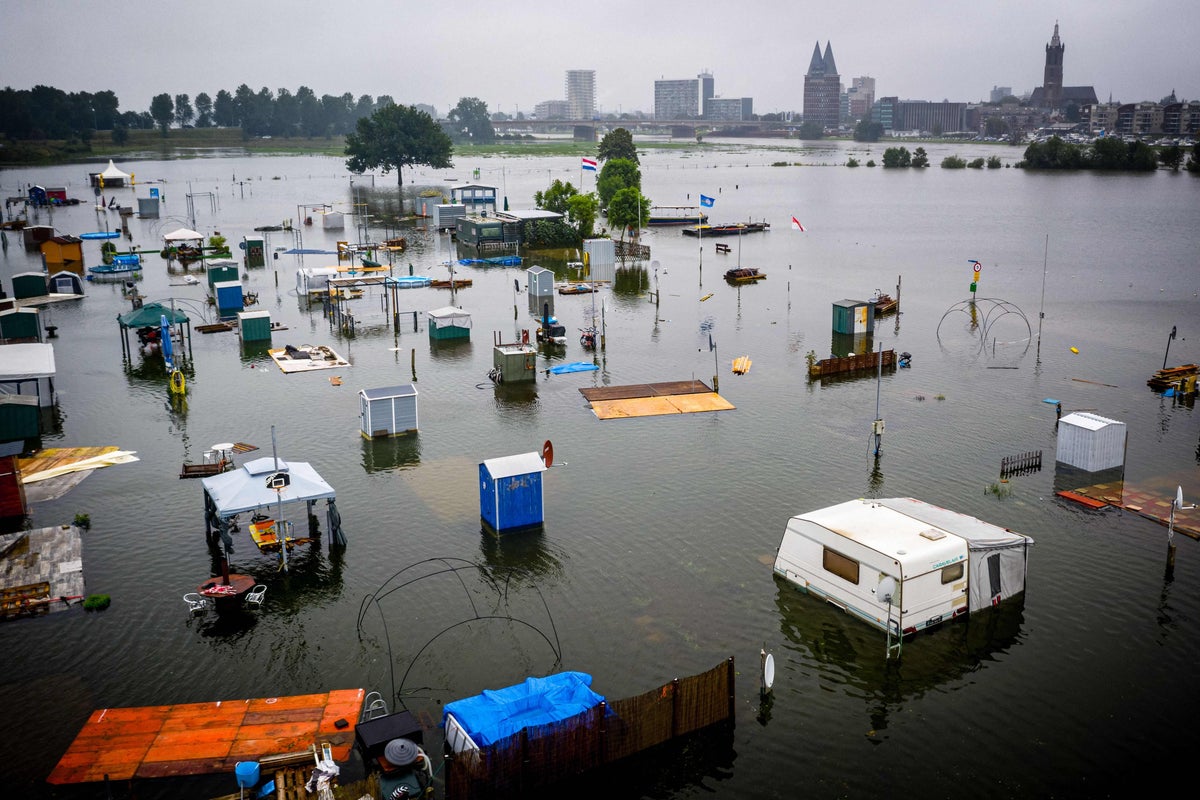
[4,1,1198,120]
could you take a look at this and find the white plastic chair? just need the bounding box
[183,593,210,614]
[246,585,267,607]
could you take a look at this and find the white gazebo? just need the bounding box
[93,160,132,187]
[163,227,203,243]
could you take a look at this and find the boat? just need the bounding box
[646,206,708,226]
[557,282,596,295]
[87,263,141,281]
[248,516,298,553]
[724,267,766,283]
[682,221,770,237]
[79,231,120,240]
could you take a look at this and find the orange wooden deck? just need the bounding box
[48,688,364,785]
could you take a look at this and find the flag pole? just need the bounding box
[698,197,703,283]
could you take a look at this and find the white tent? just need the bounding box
[99,160,131,181]
[163,228,203,242]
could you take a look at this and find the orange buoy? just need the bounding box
[542,439,554,468]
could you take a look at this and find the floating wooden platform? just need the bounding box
[1058,480,1200,539]
[268,345,349,373]
[580,380,734,420]
[48,688,365,785]
[0,525,85,619]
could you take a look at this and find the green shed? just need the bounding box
[207,260,240,288]
[0,395,40,444]
[0,308,42,343]
[832,299,875,335]
[427,306,471,341]
[11,272,48,301]
[243,237,265,268]
[238,310,272,342]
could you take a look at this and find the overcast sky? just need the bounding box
[7,0,1198,117]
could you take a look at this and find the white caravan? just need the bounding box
[774,498,1033,649]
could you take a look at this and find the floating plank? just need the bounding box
[48,689,364,785]
[1055,490,1109,509]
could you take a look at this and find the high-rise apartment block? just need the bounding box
[566,70,596,119]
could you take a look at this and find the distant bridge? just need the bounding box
[494,118,792,140]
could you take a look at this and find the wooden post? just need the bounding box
[727,656,736,721]
[670,677,680,738]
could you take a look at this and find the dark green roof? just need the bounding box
[117,302,190,327]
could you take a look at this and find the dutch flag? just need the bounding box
[582,157,598,171]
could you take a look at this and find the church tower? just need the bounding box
[1043,22,1064,109]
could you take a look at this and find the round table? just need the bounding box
[198,573,255,612]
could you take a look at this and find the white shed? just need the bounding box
[1056,412,1126,472]
[526,266,554,297]
[0,342,57,407]
[296,267,340,295]
[359,384,418,438]
[321,211,345,230]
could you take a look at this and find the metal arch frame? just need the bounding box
[936,297,1033,358]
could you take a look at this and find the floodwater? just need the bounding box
[1,140,1198,800]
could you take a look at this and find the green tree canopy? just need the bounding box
[344,103,453,192]
[798,121,824,140]
[213,90,235,127]
[1159,145,1184,171]
[174,94,193,127]
[565,193,598,241]
[598,127,637,163]
[149,93,174,136]
[881,146,911,168]
[534,179,578,214]
[911,147,929,167]
[194,92,213,128]
[606,187,651,242]
[448,97,496,143]
[596,157,641,208]
[853,119,883,142]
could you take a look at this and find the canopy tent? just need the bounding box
[91,160,132,187]
[116,302,192,362]
[163,228,203,242]
[201,456,345,553]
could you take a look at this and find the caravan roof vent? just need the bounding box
[919,528,947,541]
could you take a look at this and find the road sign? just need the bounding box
[266,471,290,490]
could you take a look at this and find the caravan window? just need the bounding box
[941,563,964,584]
[822,548,860,584]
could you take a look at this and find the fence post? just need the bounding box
[670,677,680,738]
[727,656,736,721]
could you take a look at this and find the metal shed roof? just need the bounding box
[482,452,547,479]
[201,457,336,517]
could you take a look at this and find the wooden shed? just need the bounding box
[22,226,55,253]
[41,236,83,266]
[359,384,419,438]
[479,451,547,533]
[10,273,48,301]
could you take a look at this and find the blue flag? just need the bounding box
[700,195,715,208]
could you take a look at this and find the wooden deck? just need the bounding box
[17,446,129,503]
[1058,480,1200,539]
[580,381,734,420]
[48,688,364,784]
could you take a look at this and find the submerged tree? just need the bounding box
[345,103,453,196]
[606,186,650,243]
[597,127,637,163]
[596,157,640,209]
[448,97,495,143]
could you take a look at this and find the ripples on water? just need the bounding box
[1,144,1197,798]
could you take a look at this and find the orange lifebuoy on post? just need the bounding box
[522,329,530,345]
[542,440,554,468]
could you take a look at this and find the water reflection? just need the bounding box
[477,528,565,585]
[360,433,421,474]
[773,579,1025,734]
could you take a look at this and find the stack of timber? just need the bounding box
[1147,364,1198,392]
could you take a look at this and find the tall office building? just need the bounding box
[566,70,596,119]
[803,41,841,131]
[698,71,714,118]
[654,78,701,119]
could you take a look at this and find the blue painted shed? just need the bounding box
[479,451,547,533]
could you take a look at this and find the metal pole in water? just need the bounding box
[271,425,288,573]
[1036,235,1048,362]
[872,340,884,456]
[1163,325,1177,370]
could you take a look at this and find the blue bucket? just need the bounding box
[235,760,260,788]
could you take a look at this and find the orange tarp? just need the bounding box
[48,689,364,784]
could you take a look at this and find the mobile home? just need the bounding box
[774,497,1033,645]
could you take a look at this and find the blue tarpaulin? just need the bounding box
[443,672,604,747]
[548,362,599,375]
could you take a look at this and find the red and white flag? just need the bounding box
[791,216,805,232]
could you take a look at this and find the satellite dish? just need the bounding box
[1177,486,1186,508]
[542,440,554,468]
[762,653,775,690]
[651,260,660,270]
[878,576,897,605]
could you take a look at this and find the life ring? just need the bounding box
[169,369,186,395]
[542,440,554,468]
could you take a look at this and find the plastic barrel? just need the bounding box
[235,761,260,788]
